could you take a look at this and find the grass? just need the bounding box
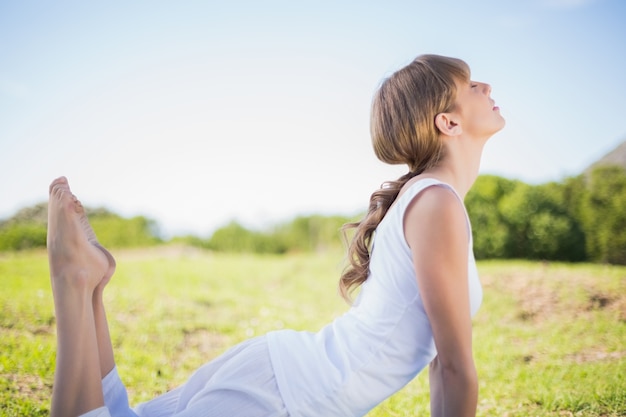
[1,247,625,416]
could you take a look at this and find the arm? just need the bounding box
[404,186,477,417]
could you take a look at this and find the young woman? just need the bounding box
[46,54,505,417]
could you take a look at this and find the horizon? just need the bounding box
[1,147,622,239]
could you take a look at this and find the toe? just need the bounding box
[74,198,85,214]
[49,176,68,195]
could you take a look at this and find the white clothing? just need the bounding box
[80,407,110,417]
[267,178,482,416]
[82,336,288,417]
[81,178,481,417]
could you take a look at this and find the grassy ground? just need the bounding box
[1,246,625,416]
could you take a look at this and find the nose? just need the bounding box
[483,82,492,95]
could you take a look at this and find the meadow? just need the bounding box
[1,246,624,416]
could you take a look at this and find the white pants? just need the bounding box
[82,336,289,417]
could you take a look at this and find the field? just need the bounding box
[1,246,625,416]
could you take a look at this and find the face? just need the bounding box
[452,79,505,139]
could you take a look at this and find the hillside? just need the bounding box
[587,139,626,172]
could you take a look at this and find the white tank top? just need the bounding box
[267,178,482,417]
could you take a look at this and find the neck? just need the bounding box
[421,136,486,199]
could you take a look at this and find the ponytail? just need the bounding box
[339,171,418,302]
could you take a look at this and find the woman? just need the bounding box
[46,54,505,417]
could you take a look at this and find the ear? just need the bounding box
[434,112,462,136]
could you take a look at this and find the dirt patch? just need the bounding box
[1,373,51,403]
[565,349,626,364]
[482,267,560,322]
[586,292,614,310]
[516,284,560,322]
[480,263,626,323]
[598,292,626,322]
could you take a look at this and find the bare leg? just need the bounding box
[73,205,118,378]
[93,246,117,378]
[48,177,114,417]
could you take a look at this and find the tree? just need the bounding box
[465,175,517,259]
[498,181,585,261]
[580,166,626,264]
[274,214,349,252]
[0,223,47,251]
[89,212,162,248]
[0,204,162,251]
[206,221,287,253]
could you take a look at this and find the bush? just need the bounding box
[0,204,162,251]
[0,223,47,251]
[498,182,586,261]
[206,221,288,254]
[89,213,162,248]
[579,165,626,264]
[465,175,518,259]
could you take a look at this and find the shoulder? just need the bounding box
[403,184,468,247]
[404,183,464,224]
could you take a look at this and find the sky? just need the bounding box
[1,0,625,237]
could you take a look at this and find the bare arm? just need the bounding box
[404,186,477,417]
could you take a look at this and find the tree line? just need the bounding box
[1,165,625,264]
[0,205,162,251]
[466,165,626,264]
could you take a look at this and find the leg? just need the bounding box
[93,286,116,382]
[85,222,117,378]
[48,177,114,417]
[62,184,120,394]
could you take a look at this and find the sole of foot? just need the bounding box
[47,177,116,292]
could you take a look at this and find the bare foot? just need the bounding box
[47,177,116,292]
[73,196,116,291]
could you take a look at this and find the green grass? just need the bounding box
[1,247,625,416]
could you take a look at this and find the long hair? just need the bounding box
[339,54,470,302]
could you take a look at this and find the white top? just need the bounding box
[267,178,483,417]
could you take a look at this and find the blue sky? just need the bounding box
[1,0,625,236]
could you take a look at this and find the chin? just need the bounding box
[494,117,506,133]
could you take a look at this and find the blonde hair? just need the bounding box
[339,54,470,302]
